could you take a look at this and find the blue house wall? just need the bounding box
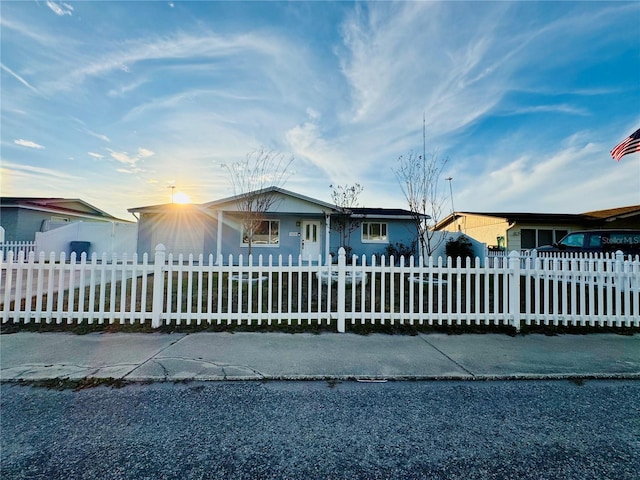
[330,218,418,261]
[130,188,421,265]
[210,213,329,264]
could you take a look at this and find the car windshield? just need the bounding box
[559,233,585,247]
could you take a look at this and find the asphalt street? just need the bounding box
[2,379,639,480]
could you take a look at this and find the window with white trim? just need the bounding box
[362,222,388,243]
[242,220,279,246]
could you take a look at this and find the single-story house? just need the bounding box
[0,197,129,242]
[128,187,423,264]
[434,205,640,252]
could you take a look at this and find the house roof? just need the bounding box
[129,187,425,220]
[128,187,337,215]
[202,186,336,211]
[0,197,127,221]
[435,205,640,230]
[582,205,640,221]
[349,207,427,220]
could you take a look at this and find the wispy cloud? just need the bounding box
[86,130,110,142]
[0,160,79,180]
[14,139,45,149]
[1,64,38,93]
[46,31,288,93]
[46,1,73,17]
[88,152,105,159]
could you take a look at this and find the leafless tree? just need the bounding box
[222,149,294,256]
[394,123,449,257]
[330,183,364,257]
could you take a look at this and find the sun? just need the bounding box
[173,192,191,204]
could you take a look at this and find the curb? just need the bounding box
[2,372,639,388]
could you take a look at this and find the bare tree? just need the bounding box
[330,183,364,257]
[222,149,294,256]
[394,121,449,257]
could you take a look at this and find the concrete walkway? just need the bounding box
[1,332,639,382]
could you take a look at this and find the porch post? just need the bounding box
[216,211,223,264]
[324,212,331,265]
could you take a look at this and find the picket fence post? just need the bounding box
[337,247,346,333]
[151,244,166,329]
[508,250,521,331]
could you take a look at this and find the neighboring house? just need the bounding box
[128,187,422,264]
[434,205,640,252]
[0,197,129,242]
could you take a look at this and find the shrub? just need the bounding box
[383,241,417,265]
[445,235,474,262]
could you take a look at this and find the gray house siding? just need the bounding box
[0,210,19,241]
[1,199,126,242]
[1,209,77,241]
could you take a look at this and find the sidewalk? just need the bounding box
[1,332,639,382]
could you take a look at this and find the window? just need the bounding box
[242,220,279,246]
[362,222,388,243]
[538,229,553,247]
[554,230,568,243]
[521,228,572,249]
[521,229,536,249]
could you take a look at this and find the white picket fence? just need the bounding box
[1,245,639,331]
[0,241,36,259]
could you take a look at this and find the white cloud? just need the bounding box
[116,167,144,174]
[14,139,45,149]
[46,1,73,16]
[88,152,105,159]
[138,148,155,158]
[107,149,137,165]
[105,147,153,169]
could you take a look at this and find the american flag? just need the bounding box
[610,127,640,161]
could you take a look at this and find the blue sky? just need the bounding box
[1,1,639,221]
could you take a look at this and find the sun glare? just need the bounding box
[173,192,191,204]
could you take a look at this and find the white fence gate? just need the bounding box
[1,245,639,331]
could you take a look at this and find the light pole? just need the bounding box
[445,177,454,214]
[445,177,456,231]
[168,184,176,203]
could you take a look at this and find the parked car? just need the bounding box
[536,230,640,255]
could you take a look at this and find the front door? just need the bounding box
[301,220,321,263]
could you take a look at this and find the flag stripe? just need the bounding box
[611,128,640,161]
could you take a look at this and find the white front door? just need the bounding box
[301,220,321,262]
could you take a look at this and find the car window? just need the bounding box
[588,234,603,247]
[560,233,585,248]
